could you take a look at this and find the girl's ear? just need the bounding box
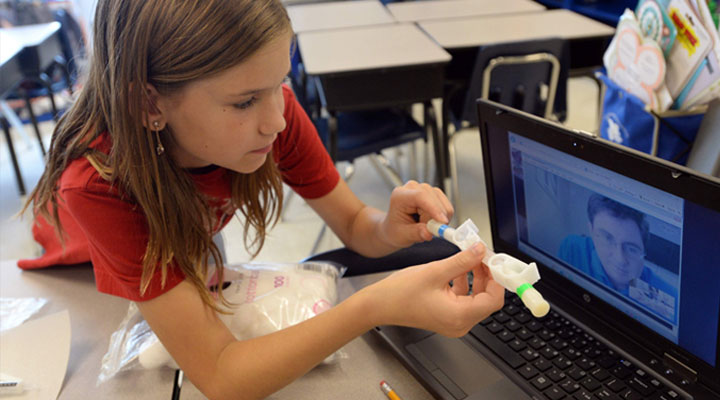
[143,83,166,130]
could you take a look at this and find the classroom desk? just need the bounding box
[0,33,26,98]
[417,8,615,187]
[386,0,546,23]
[297,23,452,187]
[0,260,435,399]
[0,29,28,195]
[286,0,395,33]
[418,8,614,72]
[0,22,65,195]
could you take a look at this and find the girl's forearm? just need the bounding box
[207,290,377,399]
[342,206,400,258]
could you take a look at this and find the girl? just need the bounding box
[19,1,504,398]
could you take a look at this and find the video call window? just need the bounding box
[507,134,682,338]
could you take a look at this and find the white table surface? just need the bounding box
[0,260,433,399]
[0,22,61,68]
[286,0,396,33]
[298,22,451,75]
[387,0,546,23]
[419,8,615,49]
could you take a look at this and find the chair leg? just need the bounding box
[279,187,295,222]
[389,147,404,180]
[308,162,354,257]
[448,128,466,214]
[408,141,418,181]
[38,73,60,122]
[343,162,356,182]
[57,59,75,96]
[369,153,404,189]
[329,113,339,163]
[1,117,26,196]
[309,224,327,256]
[20,89,47,157]
[423,136,431,184]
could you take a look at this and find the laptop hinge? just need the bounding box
[663,353,698,384]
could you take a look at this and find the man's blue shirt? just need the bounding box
[557,235,677,301]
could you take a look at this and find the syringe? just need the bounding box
[427,219,550,318]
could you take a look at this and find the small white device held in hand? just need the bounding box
[427,219,550,318]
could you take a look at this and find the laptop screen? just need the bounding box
[477,101,720,375]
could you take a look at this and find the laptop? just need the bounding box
[373,99,720,400]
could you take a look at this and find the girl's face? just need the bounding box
[157,33,292,173]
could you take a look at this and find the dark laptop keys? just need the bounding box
[469,290,689,400]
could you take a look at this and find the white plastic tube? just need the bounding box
[427,219,550,317]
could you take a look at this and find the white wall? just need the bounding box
[71,0,96,45]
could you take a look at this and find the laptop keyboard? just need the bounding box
[469,292,685,400]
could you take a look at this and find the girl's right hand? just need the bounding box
[356,243,505,337]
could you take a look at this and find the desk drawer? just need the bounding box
[318,63,446,112]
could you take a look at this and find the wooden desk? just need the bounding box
[286,0,395,33]
[387,0,545,23]
[298,23,452,187]
[0,261,434,399]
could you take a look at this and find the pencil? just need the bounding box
[380,380,402,400]
[171,369,183,400]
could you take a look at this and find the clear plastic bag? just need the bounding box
[98,261,346,384]
[0,297,48,332]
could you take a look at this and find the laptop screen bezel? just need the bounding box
[476,99,720,392]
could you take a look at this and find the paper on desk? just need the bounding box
[0,310,71,400]
[0,298,48,332]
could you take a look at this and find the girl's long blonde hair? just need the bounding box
[24,0,290,311]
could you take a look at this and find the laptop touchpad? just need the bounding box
[413,334,529,399]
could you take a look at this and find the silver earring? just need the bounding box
[153,121,164,156]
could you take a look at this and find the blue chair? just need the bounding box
[288,61,439,255]
[289,52,438,188]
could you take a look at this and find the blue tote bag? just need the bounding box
[597,73,706,165]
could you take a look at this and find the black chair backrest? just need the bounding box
[461,37,570,126]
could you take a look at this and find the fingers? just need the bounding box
[470,279,505,314]
[471,264,492,294]
[431,187,454,222]
[455,280,504,328]
[434,243,486,282]
[392,181,453,225]
[450,273,469,296]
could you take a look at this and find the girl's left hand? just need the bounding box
[380,180,454,249]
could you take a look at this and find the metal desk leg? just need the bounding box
[329,112,339,163]
[440,91,456,193]
[1,116,26,196]
[424,101,445,190]
[19,86,47,156]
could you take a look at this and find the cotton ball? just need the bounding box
[217,267,338,341]
[138,337,178,370]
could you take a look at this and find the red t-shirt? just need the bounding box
[17,86,339,301]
